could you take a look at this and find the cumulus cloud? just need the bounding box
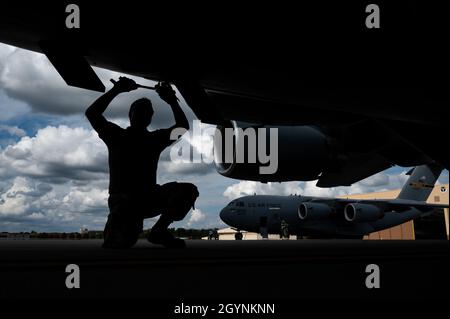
[223,181,302,199]
[0,125,109,182]
[61,187,109,214]
[0,125,110,230]
[0,176,109,231]
[0,177,39,216]
[358,172,389,187]
[0,124,26,137]
[186,209,206,227]
[0,122,225,231]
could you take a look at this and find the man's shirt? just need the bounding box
[93,120,173,195]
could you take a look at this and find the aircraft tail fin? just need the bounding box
[397,164,443,202]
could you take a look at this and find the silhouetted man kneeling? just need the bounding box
[86,77,198,249]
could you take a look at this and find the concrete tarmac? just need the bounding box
[0,239,448,299]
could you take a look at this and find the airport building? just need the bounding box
[206,227,297,240]
[210,184,448,240]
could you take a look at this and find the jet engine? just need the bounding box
[344,203,383,222]
[213,121,331,182]
[298,202,332,220]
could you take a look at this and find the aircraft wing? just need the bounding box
[332,198,449,213]
[0,2,445,124]
[316,153,393,187]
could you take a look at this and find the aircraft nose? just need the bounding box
[220,207,230,224]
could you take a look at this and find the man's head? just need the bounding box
[129,98,153,128]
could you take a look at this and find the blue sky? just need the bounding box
[0,43,447,232]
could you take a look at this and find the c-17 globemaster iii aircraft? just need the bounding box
[220,165,448,239]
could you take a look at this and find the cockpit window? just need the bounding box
[228,201,246,207]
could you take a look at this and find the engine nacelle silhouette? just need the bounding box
[213,121,331,182]
[298,202,333,220]
[344,203,383,222]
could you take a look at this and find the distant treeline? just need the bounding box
[0,228,217,240]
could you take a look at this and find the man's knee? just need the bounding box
[162,182,199,221]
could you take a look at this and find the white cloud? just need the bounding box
[61,187,108,213]
[223,169,413,200]
[0,175,109,228]
[186,209,206,227]
[0,177,33,216]
[0,125,108,181]
[28,212,45,220]
[0,125,111,229]
[0,177,52,216]
[223,181,302,200]
[358,172,390,187]
[0,124,26,137]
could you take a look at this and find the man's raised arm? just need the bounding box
[85,77,138,130]
[156,82,190,131]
